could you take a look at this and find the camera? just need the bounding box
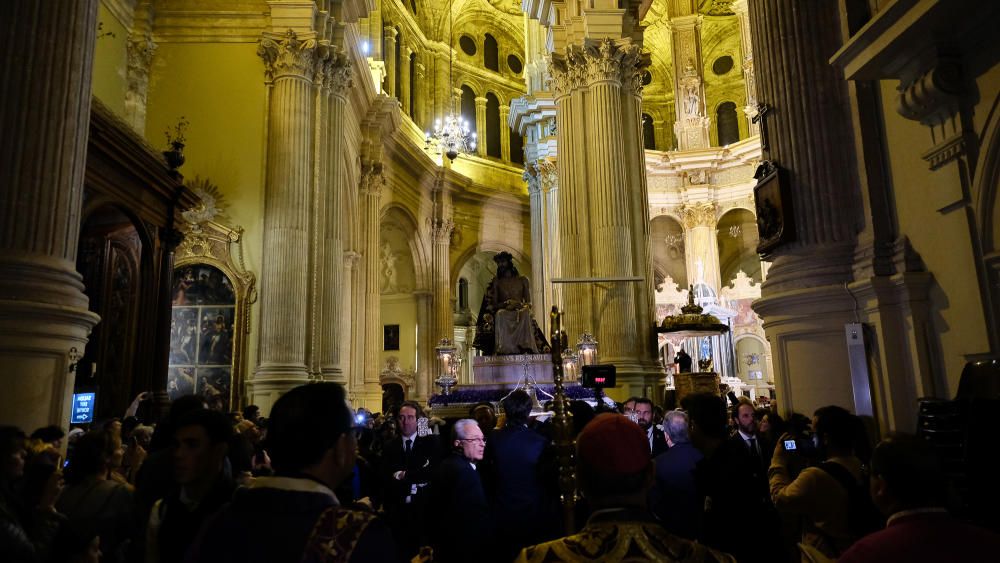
[355,412,367,425]
[580,364,616,389]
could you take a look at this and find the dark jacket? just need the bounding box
[650,441,703,539]
[428,454,492,563]
[650,426,669,458]
[483,424,559,558]
[151,476,235,563]
[378,434,441,510]
[185,476,396,563]
[839,510,1000,563]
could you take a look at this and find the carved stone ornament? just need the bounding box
[258,29,318,82]
[324,49,354,95]
[181,176,229,231]
[359,162,386,196]
[678,202,718,229]
[380,356,416,390]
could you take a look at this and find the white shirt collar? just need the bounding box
[738,429,756,441]
[402,432,417,443]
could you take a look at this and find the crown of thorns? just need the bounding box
[493,251,514,264]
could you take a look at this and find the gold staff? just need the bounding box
[549,306,576,533]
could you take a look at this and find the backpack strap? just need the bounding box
[301,506,377,563]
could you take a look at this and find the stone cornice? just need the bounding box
[101,0,137,30]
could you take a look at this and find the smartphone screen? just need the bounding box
[783,439,797,451]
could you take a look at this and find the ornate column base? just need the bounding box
[753,284,860,418]
[0,278,99,431]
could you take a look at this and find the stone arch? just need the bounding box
[451,241,529,291]
[650,214,687,289]
[717,208,761,286]
[381,203,430,291]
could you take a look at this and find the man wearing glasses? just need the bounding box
[428,419,492,563]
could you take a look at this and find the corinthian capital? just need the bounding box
[583,39,646,89]
[428,217,455,242]
[360,162,385,196]
[678,202,718,229]
[325,50,354,95]
[258,29,318,82]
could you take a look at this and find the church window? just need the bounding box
[459,35,477,56]
[486,93,502,158]
[642,113,656,150]
[507,54,523,74]
[712,55,734,75]
[717,101,740,146]
[461,85,477,138]
[484,34,499,71]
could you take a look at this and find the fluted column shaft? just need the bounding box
[414,291,432,400]
[749,0,859,288]
[414,61,425,126]
[435,52,450,122]
[256,31,316,381]
[431,222,453,346]
[680,204,722,290]
[474,97,487,157]
[540,165,563,316]
[527,173,546,326]
[500,105,511,161]
[383,27,397,97]
[732,0,759,136]
[320,55,353,382]
[341,251,360,386]
[0,0,102,430]
[361,166,384,396]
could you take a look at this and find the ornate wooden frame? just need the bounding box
[173,221,257,409]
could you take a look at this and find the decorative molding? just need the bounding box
[124,32,156,133]
[151,10,270,43]
[922,134,966,171]
[258,30,318,82]
[101,0,136,30]
[678,202,718,229]
[896,59,963,127]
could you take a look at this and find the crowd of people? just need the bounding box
[3,384,999,562]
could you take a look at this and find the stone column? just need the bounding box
[0,0,102,431]
[360,163,385,406]
[539,161,562,317]
[414,290,432,400]
[732,0,759,136]
[429,178,454,350]
[680,203,722,290]
[748,0,864,415]
[414,60,425,126]
[254,30,316,389]
[551,39,662,393]
[500,104,512,161]
[526,170,546,325]
[435,51,450,123]
[383,27,397,98]
[319,52,353,383]
[400,45,412,116]
[341,251,360,386]
[474,96,488,157]
[668,4,711,149]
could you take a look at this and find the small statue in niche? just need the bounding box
[472,252,550,356]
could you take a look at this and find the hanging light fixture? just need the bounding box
[424,0,476,161]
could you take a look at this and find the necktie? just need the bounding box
[748,437,760,467]
[404,438,412,454]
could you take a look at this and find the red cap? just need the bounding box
[576,413,650,476]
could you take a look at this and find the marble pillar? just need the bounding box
[414,290,432,400]
[255,30,316,389]
[360,163,385,405]
[400,45,412,116]
[539,161,563,318]
[748,0,865,416]
[319,52,353,383]
[732,0,760,136]
[383,27,397,98]
[0,0,102,431]
[526,171,546,325]
[500,105,512,161]
[680,203,722,290]
[341,251,360,386]
[429,180,454,353]
[414,60,425,126]
[551,39,662,391]
[435,51,450,123]
[474,96,487,157]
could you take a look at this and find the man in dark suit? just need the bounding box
[429,419,492,563]
[483,391,559,561]
[380,400,441,560]
[634,398,668,457]
[729,399,771,487]
[650,409,703,540]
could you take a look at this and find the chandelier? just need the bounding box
[424,0,475,161]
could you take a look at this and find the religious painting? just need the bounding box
[753,160,795,257]
[169,263,237,408]
[384,324,400,351]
